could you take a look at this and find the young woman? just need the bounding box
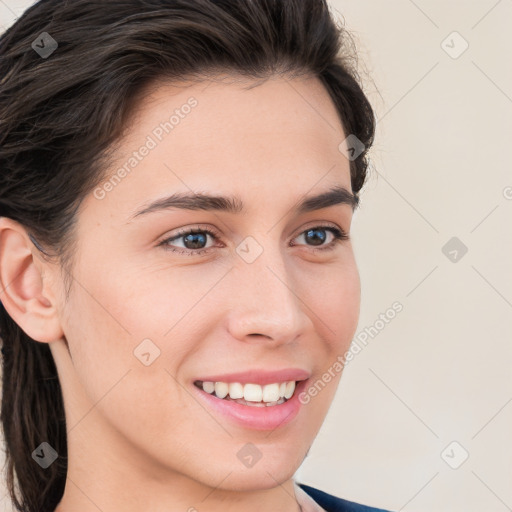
[0,1,393,511]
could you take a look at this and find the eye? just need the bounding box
[158,225,221,256]
[158,223,349,256]
[291,224,349,252]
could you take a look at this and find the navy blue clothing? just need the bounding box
[298,483,393,512]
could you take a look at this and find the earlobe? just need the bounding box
[0,217,64,344]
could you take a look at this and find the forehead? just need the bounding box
[127,73,345,142]
[83,73,352,221]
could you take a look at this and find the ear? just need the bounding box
[0,217,64,343]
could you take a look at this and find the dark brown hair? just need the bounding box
[0,1,375,510]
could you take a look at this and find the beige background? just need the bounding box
[1,1,511,511]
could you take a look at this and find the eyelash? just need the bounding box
[157,224,349,256]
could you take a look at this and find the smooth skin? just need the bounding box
[0,73,361,512]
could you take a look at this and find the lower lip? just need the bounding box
[192,379,309,431]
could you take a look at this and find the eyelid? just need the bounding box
[158,223,222,243]
[293,220,347,238]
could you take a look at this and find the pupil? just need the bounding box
[306,228,326,246]
[184,233,207,249]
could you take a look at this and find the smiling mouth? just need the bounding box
[193,379,299,407]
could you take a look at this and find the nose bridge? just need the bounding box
[227,236,308,343]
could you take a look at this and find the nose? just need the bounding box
[225,244,311,346]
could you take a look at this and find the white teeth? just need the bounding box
[197,380,298,404]
[203,381,215,394]
[284,381,295,399]
[214,381,229,399]
[262,383,280,402]
[244,383,263,402]
[228,382,244,399]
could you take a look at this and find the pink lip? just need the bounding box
[192,378,310,431]
[194,368,311,385]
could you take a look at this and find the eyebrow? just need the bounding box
[129,185,358,220]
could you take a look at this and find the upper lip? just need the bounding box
[194,368,311,386]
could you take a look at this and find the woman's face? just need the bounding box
[50,74,361,491]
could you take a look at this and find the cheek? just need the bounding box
[331,265,361,342]
[60,281,193,446]
[300,258,361,351]
[60,256,220,407]
[59,270,168,405]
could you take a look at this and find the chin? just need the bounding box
[214,442,305,491]
[212,463,298,492]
